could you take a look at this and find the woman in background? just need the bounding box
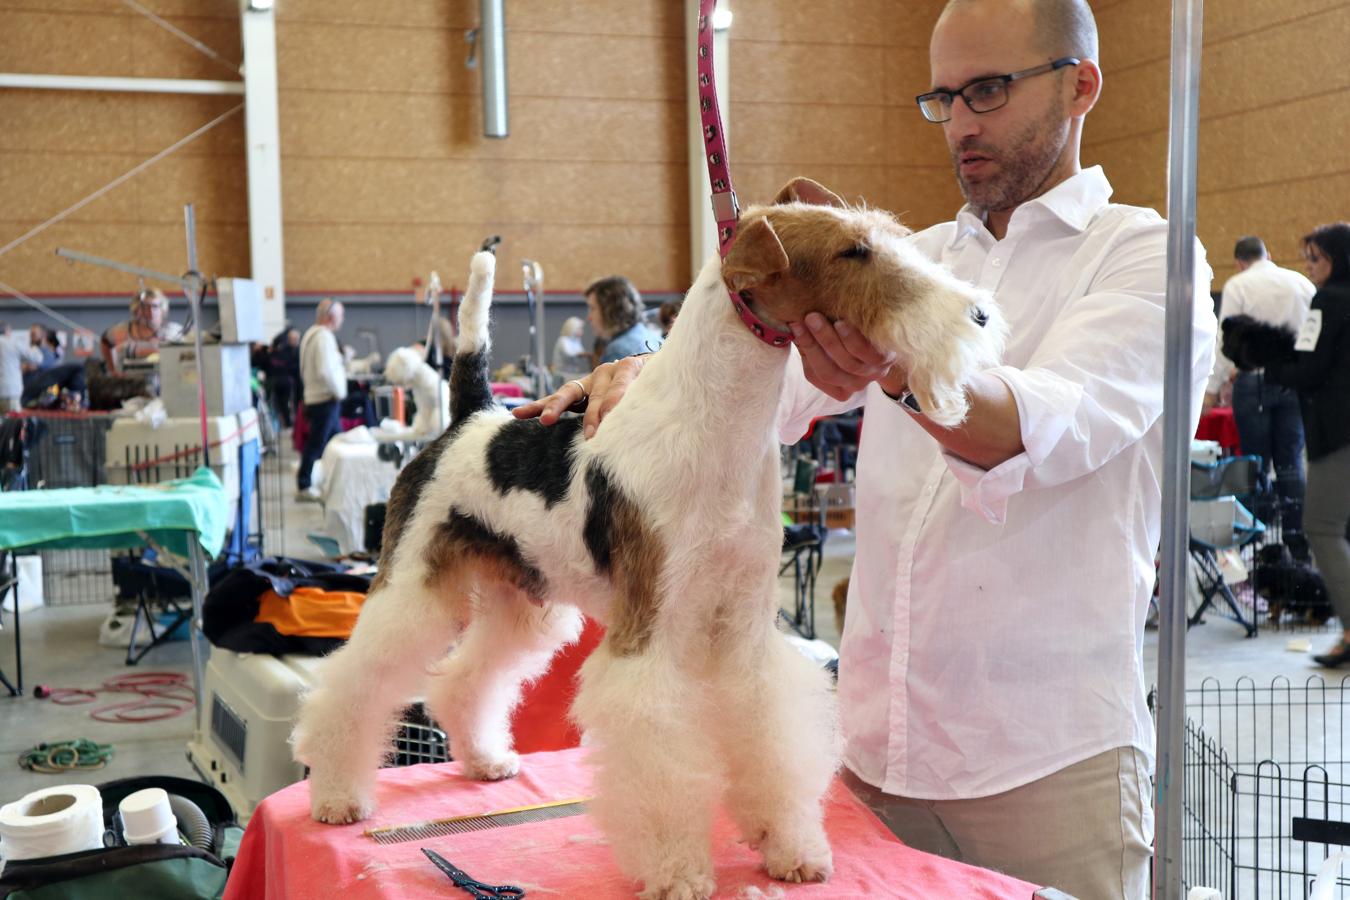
[584,275,663,364]
[1258,223,1350,667]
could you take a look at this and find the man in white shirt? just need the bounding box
[521,0,1214,895]
[0,321,43,412]
[297,298,348,500]
[1204,236,1315,548]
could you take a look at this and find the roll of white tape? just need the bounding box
[0,784,104,862]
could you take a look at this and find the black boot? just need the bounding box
[1313,643,1350,668]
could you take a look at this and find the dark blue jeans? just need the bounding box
[1232,372,1306,533]
[297,399,341,491]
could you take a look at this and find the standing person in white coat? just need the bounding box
[297,299,347,501]
[519,1,1217,895]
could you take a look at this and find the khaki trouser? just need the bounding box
[843,747,1153,900]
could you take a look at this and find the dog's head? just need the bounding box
[383,346,425,388]
[723,177,1006,426]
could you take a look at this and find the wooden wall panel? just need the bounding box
[1086,0,1350,287]
[729,0,953,234]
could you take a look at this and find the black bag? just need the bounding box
[0,777,244,900]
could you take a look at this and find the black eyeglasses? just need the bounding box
[915,57,1079,123]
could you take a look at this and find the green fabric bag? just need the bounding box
[0,777,242,900]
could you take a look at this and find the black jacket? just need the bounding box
[1265,282,1350,460]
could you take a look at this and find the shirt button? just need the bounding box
[991,257,1002,267]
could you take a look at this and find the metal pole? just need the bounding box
[479,0,509,137]
[1154,0,1204,896]
[183,204,212,469]
[187,539,209,734]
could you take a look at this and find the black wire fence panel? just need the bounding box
[1182,676,1350,898]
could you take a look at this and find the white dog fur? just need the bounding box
[292,179,1006,899]
[375,346,451,442]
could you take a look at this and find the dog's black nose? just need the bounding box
[970,307,989,327]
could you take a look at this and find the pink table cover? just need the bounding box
[224,748,1039,899]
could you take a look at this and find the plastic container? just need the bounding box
[119,787,180,845]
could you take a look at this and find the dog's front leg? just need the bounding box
[711,619,841,884]
[573,641,720,900]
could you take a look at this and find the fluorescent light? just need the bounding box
[712,7,733,29]
[247,0,274,10]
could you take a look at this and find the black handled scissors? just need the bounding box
[422,848,526,899]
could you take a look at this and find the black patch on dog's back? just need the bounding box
[432,509,549,600]
[373,428,457,589]
[583,463,617,574]
[486,417,584,508]
[450,349,494,428]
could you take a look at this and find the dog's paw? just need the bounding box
[761,835,833,884]
[462,751,520,782]
[638,871,716,900]
[309,788,375,825]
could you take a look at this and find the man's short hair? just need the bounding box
[316,298,338,323]
[1233,236,1268,263]
[943,0,1099,62]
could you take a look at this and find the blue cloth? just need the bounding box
[1232,371,1306,532]
[600,322,663,364]
[0,466,228,558]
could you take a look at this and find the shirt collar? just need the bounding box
[948,165,1114,248]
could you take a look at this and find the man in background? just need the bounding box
[296,299,347,501]
[0,322,40,413]
[1205,235,1316,551]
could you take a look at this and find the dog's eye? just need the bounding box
[838,243,870,261]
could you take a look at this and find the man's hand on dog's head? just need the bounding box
[789,312,903,402]
[512,355,649,439]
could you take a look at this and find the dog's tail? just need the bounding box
[450,250,496,425]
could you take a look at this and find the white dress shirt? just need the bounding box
[777,167,1216,800]
[1207,258,1316,393]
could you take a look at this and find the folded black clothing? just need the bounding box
[1221,314,1297,371]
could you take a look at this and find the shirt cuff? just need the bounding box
[940,366,1084,523]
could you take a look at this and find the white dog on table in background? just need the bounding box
[373,346,451,443]
[293,178,1007,899]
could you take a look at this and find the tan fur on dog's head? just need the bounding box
[723,177,1007,426]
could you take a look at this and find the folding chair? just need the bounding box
[1188,455,1266,636]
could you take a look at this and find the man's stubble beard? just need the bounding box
[952,103,1071,216]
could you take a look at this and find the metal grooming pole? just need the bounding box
[55,203,215,730]
[1154,0,1204,896]
[522,260,548,399]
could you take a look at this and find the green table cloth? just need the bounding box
[0,467,227,559]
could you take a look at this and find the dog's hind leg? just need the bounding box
[572,641,721,900]
[424,588,583,781]
[711,625,841,884]
[292,572,467,825]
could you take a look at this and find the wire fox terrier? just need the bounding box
[292,178,1006,899]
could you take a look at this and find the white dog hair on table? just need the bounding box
[292,179,1006,900]
[374,346,452,442]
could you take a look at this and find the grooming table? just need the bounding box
[0,468,225,711]
[224,747,1040,899]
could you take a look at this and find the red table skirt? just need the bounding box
[1196,407,1241,455]
[224,747,1039,899]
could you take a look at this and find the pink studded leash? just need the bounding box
[695,0,793,349]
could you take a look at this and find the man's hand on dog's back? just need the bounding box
[512,354,648,439]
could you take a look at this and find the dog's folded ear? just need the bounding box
[723,216,789,292]
[773,177,846,209]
